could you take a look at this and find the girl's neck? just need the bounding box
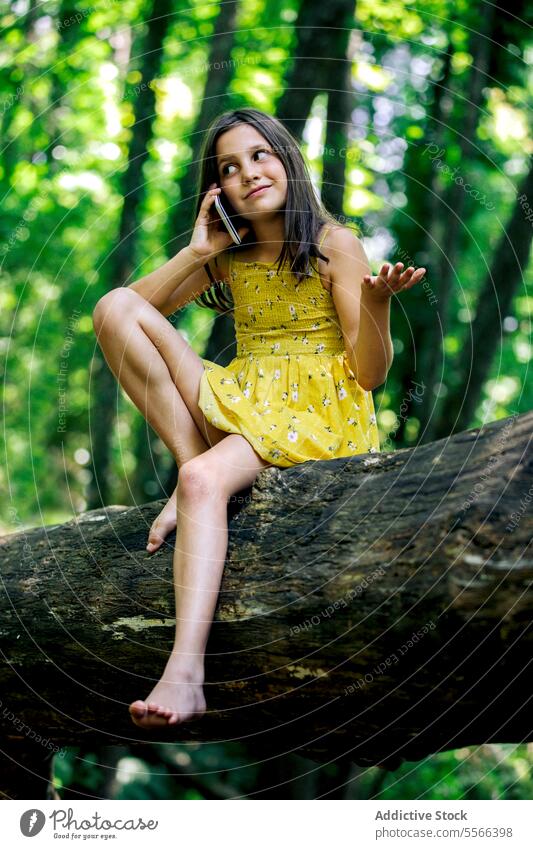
[246,214,286,261]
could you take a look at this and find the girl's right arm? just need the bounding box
[128,247,216,317]
[128,183,248,316]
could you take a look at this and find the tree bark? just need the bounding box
[1,411,532,798]
[276,0,356,144]
[321,59,352,216]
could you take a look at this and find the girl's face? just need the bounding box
[215,124,288,220]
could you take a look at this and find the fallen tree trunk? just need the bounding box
[1,411,532,795]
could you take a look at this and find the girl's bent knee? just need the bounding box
[93,287,144,331]
[178,459,225,502]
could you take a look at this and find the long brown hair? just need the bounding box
[191,108,351,313]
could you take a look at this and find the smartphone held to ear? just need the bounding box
[214,193,242,245]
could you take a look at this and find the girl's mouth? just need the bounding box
[247,185,271,198]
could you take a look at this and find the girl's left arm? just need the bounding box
[328,228,426,391]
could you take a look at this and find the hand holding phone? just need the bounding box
[189,184,248,261]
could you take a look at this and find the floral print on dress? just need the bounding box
[197,236,381,467]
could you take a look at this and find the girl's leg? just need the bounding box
[92,286,228,461]
[129,433,272,729]
[92,287,229,547]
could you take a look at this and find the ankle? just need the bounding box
[166,655,205,684]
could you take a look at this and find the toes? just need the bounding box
[146,535,163,552]
[130,712,171,729]
[129,699,181,728]
[147,702,173,717]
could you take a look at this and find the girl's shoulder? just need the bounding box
[316,223,357,292]
[317,222,359,251]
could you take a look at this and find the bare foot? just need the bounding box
[129,665,206,729]
[146,488,177,553]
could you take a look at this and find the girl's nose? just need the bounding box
[241,164,261,182]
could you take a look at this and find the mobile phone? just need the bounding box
[214,193,242,245]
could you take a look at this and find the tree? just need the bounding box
[1,410,531,798]
[87,0,175,510]
[432,157,533,438]
[276,0,356,144]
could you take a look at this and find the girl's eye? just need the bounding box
[222,149,270,175]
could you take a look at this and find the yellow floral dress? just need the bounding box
[198,231,381,467]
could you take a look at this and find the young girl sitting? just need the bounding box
[92,107,426,729]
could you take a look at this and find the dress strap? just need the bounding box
[203,260,216,285]
[317,224,332,252]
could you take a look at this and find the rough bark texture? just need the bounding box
[1,412,532,796]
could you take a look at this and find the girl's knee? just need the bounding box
[178,458,226,502]
[92,287,145,332]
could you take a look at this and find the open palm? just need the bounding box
[362,262,426,301]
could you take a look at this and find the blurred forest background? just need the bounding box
[1,0,532,799]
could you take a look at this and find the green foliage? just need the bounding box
[53,743,533,800]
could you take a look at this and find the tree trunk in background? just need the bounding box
[392,46,453,446]
[87,0,174,510]
[276,0,356,144]
[167,0,239,257]
[321,59,352,216]
[433,159,533,439]
[46,2,94,176]
[2,412,532,799]
[417,4,496,441]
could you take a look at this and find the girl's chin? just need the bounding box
[240,206,285,219]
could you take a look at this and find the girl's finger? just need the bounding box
[389,262,404,284]
[403,268,424,286]
[201,186,221,207]
[397,267,415,286]
[402,269,425,290]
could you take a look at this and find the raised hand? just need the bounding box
[189,183,249,261]
[362,262,427,302]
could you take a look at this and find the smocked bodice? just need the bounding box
[228,254,345,358]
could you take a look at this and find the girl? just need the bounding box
[92,107,425,729]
